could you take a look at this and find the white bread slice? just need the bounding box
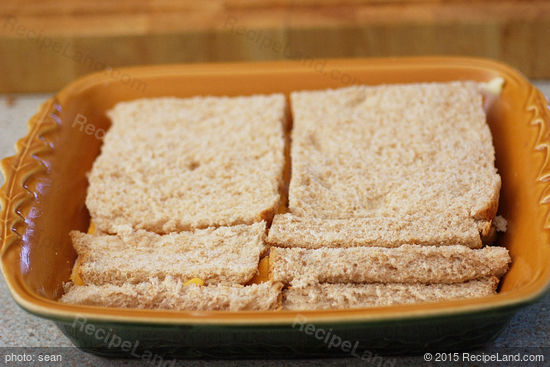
[87,94,288,234]
[61,278,283,311]
[283,278,499,310]
[268,82,500,248]
[71,222,267,286]
[270,245,510,287]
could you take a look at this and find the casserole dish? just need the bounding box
[1,57,549,357]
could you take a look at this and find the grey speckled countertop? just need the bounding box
[1,83,549,366]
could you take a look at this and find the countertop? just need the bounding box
[1,84,549,366]
[3,1,550,93]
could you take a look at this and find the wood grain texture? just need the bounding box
[0,0,549,92]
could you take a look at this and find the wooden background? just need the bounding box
[0,0,549,93]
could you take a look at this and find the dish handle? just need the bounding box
[0,98,61,255]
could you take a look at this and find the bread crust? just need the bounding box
[270,245,510,287]
[283,278,499,310]
[473,176,501,221]
[71,222,267,286]
[61,278,283,311]
[267,214,484,249]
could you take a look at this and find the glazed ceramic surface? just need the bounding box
[1,57,549,357]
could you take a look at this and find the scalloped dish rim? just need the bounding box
[1,57,550,326]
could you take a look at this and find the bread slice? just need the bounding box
[268,214,485,249]
[283,278,499,310]
[87,95,288,234]
[71,222,267,286]
[61,278,283,311]
[270,245,510,287]
[268,82,500,249]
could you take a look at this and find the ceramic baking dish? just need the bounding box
[1,57,550,358]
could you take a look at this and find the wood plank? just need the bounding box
[0,1,549,93]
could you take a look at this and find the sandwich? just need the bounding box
[69,223,268,287]
[62,94,289,311]
[267,82,510,310]
[62,81,511,312]
[270,245,510,287]
[268,82,500,249]
[63,277,282,312]
[282,278,499,311]
[86,94,288,235]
